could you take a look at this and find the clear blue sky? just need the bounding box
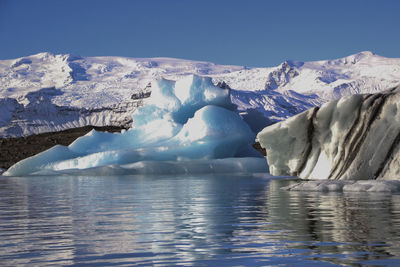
[0,0,399,67]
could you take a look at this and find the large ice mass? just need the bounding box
[4,75,267,176]
[256,86,400,180]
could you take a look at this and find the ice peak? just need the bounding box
[32,52,56,59]
[356,50,374,56]
[281,60,304,68]
[26,52,84,63]
[345,51,376,64]
[349,50,375,60]
[65,54,83,62]
[325,51,378,66]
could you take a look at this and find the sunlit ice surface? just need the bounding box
[4,75,266,176]
[1,174,400,266]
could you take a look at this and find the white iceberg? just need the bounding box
[283,180,400,193]
[4,75,267,176]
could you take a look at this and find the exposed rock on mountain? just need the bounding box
[0,87,141,138]
[264,61,300,90]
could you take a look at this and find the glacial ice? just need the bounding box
[256,87,400,180]
[2,51,400,138]
[283,180,400,193]
[4,75,266,176]
[30,158,268,176]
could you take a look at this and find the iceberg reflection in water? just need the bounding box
[1,175,400,266]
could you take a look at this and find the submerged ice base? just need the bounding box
[5,75,265,176]
[284,180,400,193]
[30,158,268,176]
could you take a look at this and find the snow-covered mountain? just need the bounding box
[0,51,399,137]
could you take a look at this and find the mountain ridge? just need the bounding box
[0,51,399,138]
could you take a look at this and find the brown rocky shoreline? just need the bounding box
[0,126,127,170]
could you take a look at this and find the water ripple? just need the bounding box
[1,175,400,265]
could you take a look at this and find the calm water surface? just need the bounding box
[1,174,400,266]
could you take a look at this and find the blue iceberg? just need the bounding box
[5,75,267,176]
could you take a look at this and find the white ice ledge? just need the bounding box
[284,180,400,193]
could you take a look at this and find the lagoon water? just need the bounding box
[1,174,400,266]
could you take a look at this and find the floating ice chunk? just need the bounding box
[11,105,253,173]
[4,75,257,176]
[284,180,400,193]
[257,88,400,180]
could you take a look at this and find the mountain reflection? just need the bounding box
[1,176,400,266]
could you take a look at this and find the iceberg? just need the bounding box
[4,75,267,176]
[256,86,400,180]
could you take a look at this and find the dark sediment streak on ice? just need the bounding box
[257,85,400,180]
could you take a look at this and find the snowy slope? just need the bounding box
[0,51,399,137]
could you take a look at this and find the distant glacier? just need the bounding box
[1,51,399,138]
